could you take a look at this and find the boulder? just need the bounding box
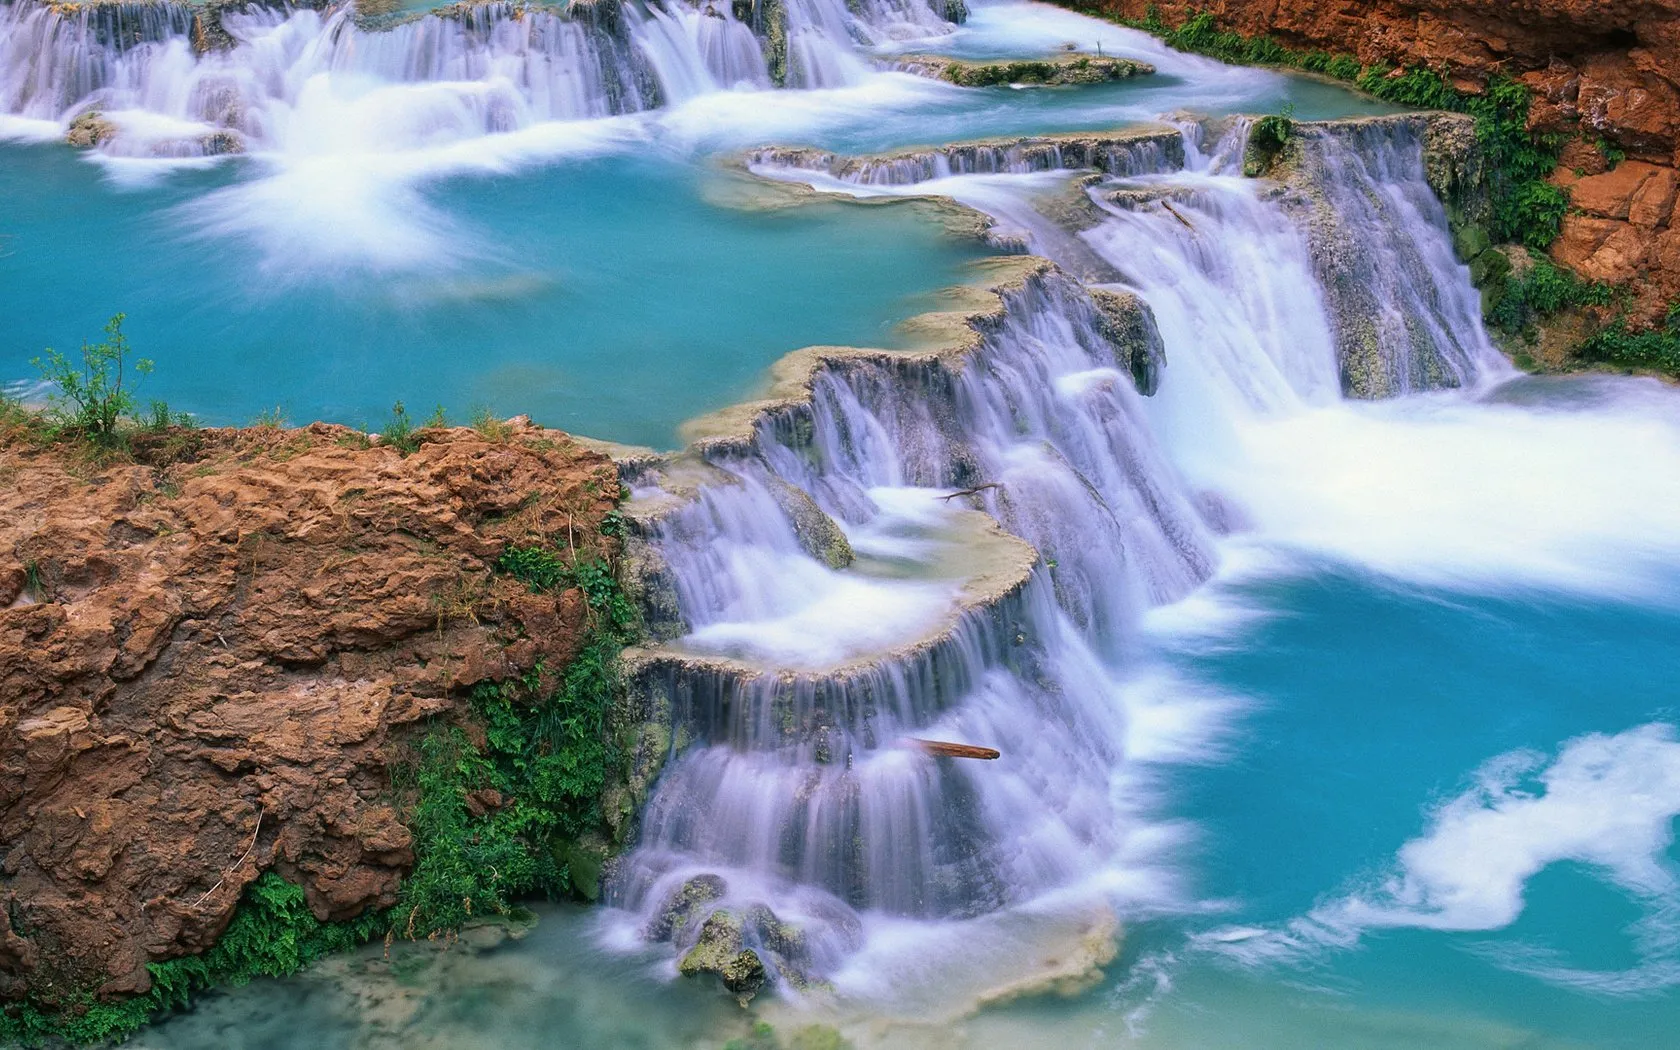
[676,910,767,1005]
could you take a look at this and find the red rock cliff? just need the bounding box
[0,420,617,1008]
[1076,0,1680,316]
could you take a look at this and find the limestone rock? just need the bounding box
[65,111,116,149]
[1088,288,1167,395]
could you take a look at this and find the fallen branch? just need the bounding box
[911,739,1001,760]
[191,805,263,908]
[1162,200,1196,231]
[938,483,1000,502]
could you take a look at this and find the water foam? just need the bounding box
[1200,723,1680,996]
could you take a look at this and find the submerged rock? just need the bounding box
[677,910,767,1005]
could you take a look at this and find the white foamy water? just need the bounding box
[1198,724,1680,998]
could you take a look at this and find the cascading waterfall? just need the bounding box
[0,0,958,155]
[1282,119,1505,396]
[614,115,1508,995]
[612,270,1219,987]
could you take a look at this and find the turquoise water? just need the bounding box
[0,144,985,449]
[131,557,1680,1049]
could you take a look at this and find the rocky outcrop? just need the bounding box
[1088,288,1166,395]
[1070,0,1680,320]
[0,421,617,1009]
[899,53,1154,87]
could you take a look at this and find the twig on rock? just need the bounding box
[190,805,263,908]
[938,483,1000,502]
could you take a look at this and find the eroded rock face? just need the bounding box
[1070,0,1680,320]
[0,421,617,1008]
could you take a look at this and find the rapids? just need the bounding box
[2,0,1678,1047]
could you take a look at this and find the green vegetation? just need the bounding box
[0,874,385,1047]
[938,56,1145,87]
[1579,304,1680,374]
[393,543,638,933]
[1486,252,1614,337]
[380,400,420,454]
[1082,7,1571,248]
[30,314,167,451]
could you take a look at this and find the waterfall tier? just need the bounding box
[0,0,960,155]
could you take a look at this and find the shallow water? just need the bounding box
[0,143,984,448]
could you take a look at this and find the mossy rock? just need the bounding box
[646,873,727,941]
[65,111,116,149]
[1242,114,1292,178]
[677,911,767,1005]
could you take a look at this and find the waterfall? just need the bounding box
[612,267,1218,986]
[0,0,960,155]
[616,114,1508,992]
[1278,118,1506,397]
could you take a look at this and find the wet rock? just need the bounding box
[1088,288,1166,395]
[765,476,854,569]
[677,910,766,1005]
[645,873,727,941]
[906,54,1153,88]
[64,111,116,149]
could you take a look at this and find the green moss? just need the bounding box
[1243,110,1293,177]
[0,875,386,1047]
[1060,5,1572,249]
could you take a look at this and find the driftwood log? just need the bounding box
[911,739,1002,760]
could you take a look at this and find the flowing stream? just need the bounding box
[3,0,1679,1047]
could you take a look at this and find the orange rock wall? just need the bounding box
[0,422,617,1006]
[1073,0,1680,316]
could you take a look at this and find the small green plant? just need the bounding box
[21,560,45,603]
[145,399,193,431]
[470,406,513,441]
[1597,138,1627,168]
[31,313,152,449]
[424,404,449,429]
[381,400,420,454]
[251,406,288,429]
